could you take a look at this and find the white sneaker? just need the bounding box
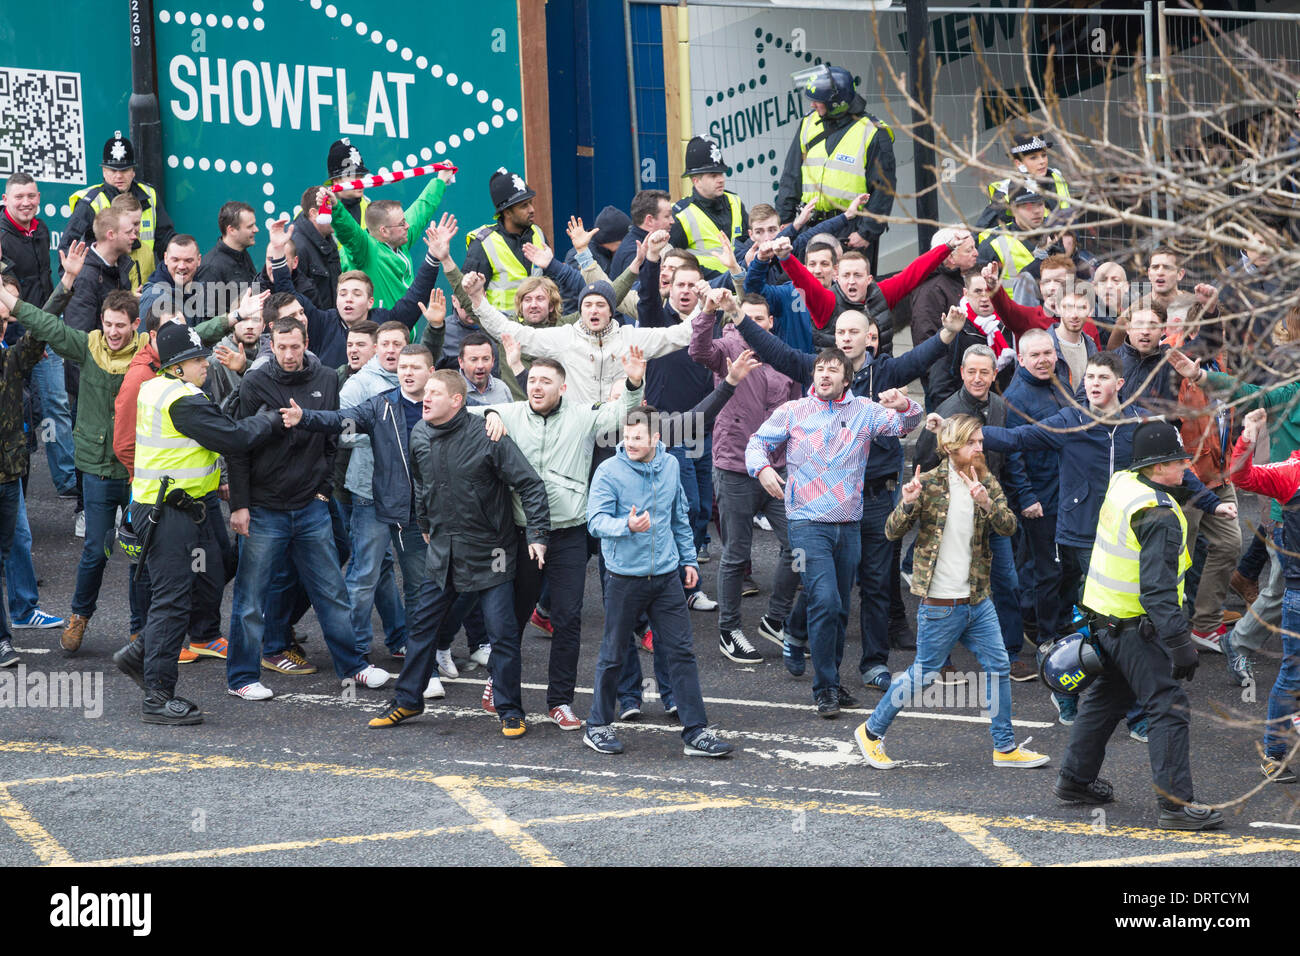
[347,665,390,689]
[436,648,459,679]
[687,591,718,612]
[74,511,85,538]
[469,644,491,668]
[753,514,772,532]
[423,676,446,699]
[227,681,274,701]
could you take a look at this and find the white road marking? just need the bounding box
[11,648,51,655]
[1249,821,1300,831]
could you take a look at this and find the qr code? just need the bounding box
[0,67,86,185]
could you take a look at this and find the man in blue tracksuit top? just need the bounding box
[584,405,734,758]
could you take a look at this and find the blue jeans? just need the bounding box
[346,498,425,656]
[788,519,862,699]
[867,598,1015,751]
[71,474,135,620]
[0,480,20,639]
[226,501,367,688]
[5,481,39,620]
[617,628,675,711]
[32,350,76,494]
[1266,590,1300,759]
[990,532,1024,656]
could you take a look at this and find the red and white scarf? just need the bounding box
[961,297,1015,371]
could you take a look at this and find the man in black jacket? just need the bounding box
[194,201,260,317]
[610,189,672,278]
[368,369,549,738]
[290,186,342,310]
[64,206,134,333]
[225,314,390,698]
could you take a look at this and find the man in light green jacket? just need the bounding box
[466,348,645,730]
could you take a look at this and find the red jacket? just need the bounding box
[1230,433,1300,503]
[784,244,950,330]
[114,344,160,479]
[991,287,1102,348]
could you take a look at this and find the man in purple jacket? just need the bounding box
[689,289,801,665]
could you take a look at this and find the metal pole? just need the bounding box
[1144,1,1158,221]
[906,0,937,254]
[1157,0,1174,223]
[624,0,643,194]
[128,0,163,190]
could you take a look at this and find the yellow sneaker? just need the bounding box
[994,742,1051,769]
[368,702,423,729]
[854,721,895,769]
[177,646,199,664]
[501,717,527,738]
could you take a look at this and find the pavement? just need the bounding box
[2,469,1298,868]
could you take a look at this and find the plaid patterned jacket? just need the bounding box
[885,463,1017,603]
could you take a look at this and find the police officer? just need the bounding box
[326,137,370,230]
[462,168,547,318]
[776,66,896,273]
[1054,420,1224,831]
[976,185,1045,296]
[976,133,1072,231]
[112,323,281,724]
[60,132,175,291]
[667,136,748,279]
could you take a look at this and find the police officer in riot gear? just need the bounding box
[667,136,749,279]
[60,132,176,290]
[1054,420,1224,831]
[113,322,281,724]
[776,65,896,273]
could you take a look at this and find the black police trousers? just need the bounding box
[1059,619,1195,807]
[134,494,224,699]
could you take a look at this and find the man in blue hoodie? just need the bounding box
[585,406,734,758]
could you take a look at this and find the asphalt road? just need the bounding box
[1,466,1298,869]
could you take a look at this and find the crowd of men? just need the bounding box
[2,65,1298,829]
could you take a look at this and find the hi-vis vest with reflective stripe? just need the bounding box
[674,193,743,275]
[1082,470,1191,620]
[987,169,1072,208]
[68,183,159,292]
[131,376,221,504]
[798,113,891,213]
[977,227,1036,295]
[469,223,545,316]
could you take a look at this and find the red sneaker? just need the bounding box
[529,608,553,636]
[546,704,582,730]
[639,629,654,653]
[481,677,496,714]
[1190,625,1226,654]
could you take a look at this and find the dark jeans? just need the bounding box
[1058,542,1092,620]
[1059,620,1195,807]
[590,571,708,739]
[990,532,1024,657]
[136,496,224,699]
[667,438,713,566]
[857,483,896,681]
[511,524,588,709]
[714,467,798,632]
[1017,513,1062,645]
[71,474,135,621]
[1238,523,1272,581]
[788,519,862,699]
[435,596,488,652]
[396,575,518,714]
[128,498,229,639]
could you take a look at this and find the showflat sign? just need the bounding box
[1,0,524,248]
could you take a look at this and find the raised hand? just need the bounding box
[981,260,1000,288]
[644,229,670,261]
[425,212,457,260]
[314,187,332,213]
[267,217,294,256]
[959,466,992,511]
[1241,407,1267,444]
[566,215,600,252]
[948,228,972,248]
[621,345,646,387]
[725,349,762,385]
[876,387,911,412]
[771,236,794,260]
[59,240,88,285]
[1194,282,1219,310]
[845,193,870,220]
[628,506,652,533]
[941,304,966,335]
[461,271,486,303]
[437,160,456,184]
[900,465,923,505]
[794,200,819,230]
[236,286,270,319]
[756,239,776,262]
[522,242,553,270]
[418,287,447,328]
[1166,348,1201,380]
[846,232,869,250]
[925,413,944,434]
[501,332,523,373]
[214,343,247,374]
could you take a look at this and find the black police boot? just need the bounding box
[113,637,146,691]
[1054,774,1115,805]
[142,692,204,726]
[1157,803,1224,831]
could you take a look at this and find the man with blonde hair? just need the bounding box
[856,413,1050,770]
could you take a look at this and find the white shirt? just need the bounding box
[928,464,974,599]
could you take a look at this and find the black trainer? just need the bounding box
[719,628,762,664]
[142,693,204,726]
[1158,803,1224,831]
[816,689,840,719]
[113,639,147,690]
[684,730,734,758]
[0,638,17,668]
[1054,774,1115,805]
[837,686,859,709]
[584,725,624,754]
